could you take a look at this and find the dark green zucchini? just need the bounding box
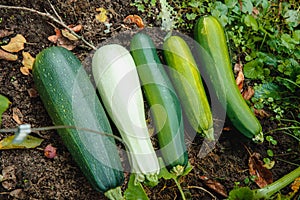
[194,16,263,142]
[130,33,188,174]
[33,46,124,198]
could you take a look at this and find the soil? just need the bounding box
[0,1,299,199]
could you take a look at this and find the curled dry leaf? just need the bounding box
[1,34,26,53]
[200,175,228,197]
[236,70,245,91]
[248,152,273,188]
[124,15,145,28]
[242,86,255,100]
[291,177,300,193]
[254,108,270,118]
[20,51,35,75]
[0,49,18,61]
[12,107,23,125]
[48,27,76,50]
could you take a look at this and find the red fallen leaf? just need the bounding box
[242,86,255,100]
[234,62,243,73]
[48,28,61,43]
[248,152,273,188]
[124,15,145,28]
[48,27,76,50]
[200,175,228,197]
[69,24,83,32]
[44,144,57,159]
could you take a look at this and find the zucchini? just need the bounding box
[32,46,124,199]
[193,16,263,142]
[163,35,214,140]
[130,32,188,174]
[92,44,160,184]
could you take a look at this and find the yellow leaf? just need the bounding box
[21,51,35,70]
[0,49,18,61]
[1,34,26,53]
[61,29,78,41]
[0,135,43,150]
[95,7,108,23]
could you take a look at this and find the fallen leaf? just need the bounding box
[0,30,14,38]
[248,152,273,188]
[242,86,255,100]
[124,15,145,28]
[9,189,26,199]
[0,135,43,150]
[263,160,275,169]
[22,51,35,70]
[0,49,18,61]
[48,28,61,43]
[48,27,76,50]
[1,34,26,53]
[95,7,108,23]
[1,165,17,190]
[236,70,244,91]
[200,175,228,197]
[254,108,270,118]
[291,177,300,193]
[44,144,57,158]
[27,88,38,98]
[62,29,78,41]
[234,62,243,73]
[12,107,23,125]
[70,24,83,32]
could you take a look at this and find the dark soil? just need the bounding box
[0,1,299,199]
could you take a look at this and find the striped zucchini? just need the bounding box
[92,44,160,184]
[163,35,214,140]
[32,46,124,199]
[130,32,188,175]
[194,16,263,142]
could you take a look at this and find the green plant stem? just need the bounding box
[173,177,186,200]
[254,166,300,199]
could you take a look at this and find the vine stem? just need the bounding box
[0,4,97,50]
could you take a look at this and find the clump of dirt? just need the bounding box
[0,0,299,199]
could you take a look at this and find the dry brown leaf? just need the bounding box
[200,175,228,197]
[1,34,26,53]
[236,70,244,91]
[96,7,108,23]
[70,24,83,32]
[0,49,18,61]
[1,165,17,190]
[62,29,78,41]
[249,152,273,188]
[12,107,23,124]
[124,15,145,28]
[22,51,35,70]
[0,30,14,38]
[242,86,255,100]
[234,62,243,73]
[48,27,76,50]
[254,108,270,118]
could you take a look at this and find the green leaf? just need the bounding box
[254,82,281,100]
[124,174,149,200]
[158,157,177,180]
[0,94,10,125]
[0,135,43,149]
[284,9,300,28]
[281,34,298,50]
[186,13,197,21]
[244,59,264,79]
[244,15,258,31]
[228,187,254,200]
[241,0,253,14]
[225,0,237,9]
